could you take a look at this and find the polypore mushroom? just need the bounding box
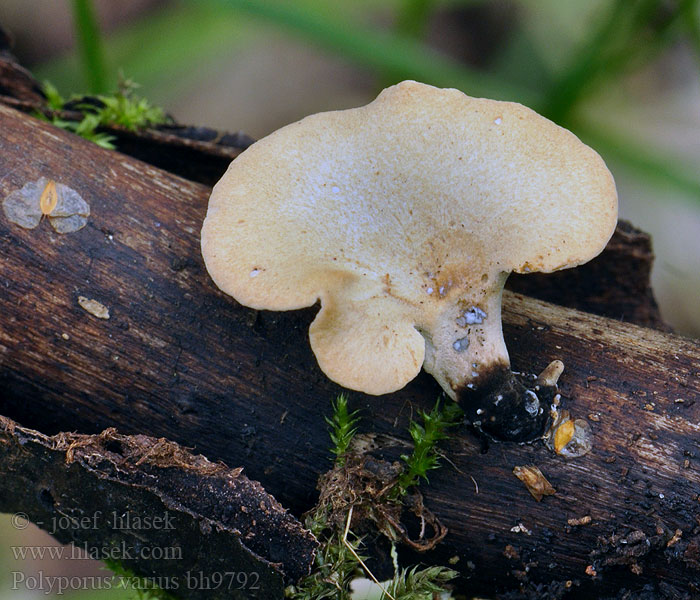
[201,80,617,441]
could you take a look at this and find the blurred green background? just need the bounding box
[0,0,699,598]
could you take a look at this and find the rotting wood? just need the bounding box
[1,99,700,599]
[0,417,318,598]
[508,219,667,331]
[0,27,44,105]
[0,46,253,187]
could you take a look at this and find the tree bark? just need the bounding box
[0,418,317,598]
[1,102,699,600]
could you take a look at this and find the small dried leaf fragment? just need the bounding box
[554,419,576,453]
[513,465,556,501]
[3,177,89,233]
[78,296,110,320]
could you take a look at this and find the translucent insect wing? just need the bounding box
[2,178,45,229]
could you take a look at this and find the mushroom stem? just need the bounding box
[421,275,510,399]
[421,282,561,443]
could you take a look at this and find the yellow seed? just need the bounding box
[39,180,58,215]
[554,419,575,454]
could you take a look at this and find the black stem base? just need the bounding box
[458,368,556,443]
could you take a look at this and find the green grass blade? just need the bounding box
[71,0,109,93]
[541,0,633,123]
[395,0,436,40]
[577,119,700,202]
[205,0,539,105]
[684,0,700,66]
[37,4,252,102]
[587,0,699,94]
[543,0,696,124]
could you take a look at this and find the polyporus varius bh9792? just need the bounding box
[201,81,618,443]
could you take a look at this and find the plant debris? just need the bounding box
[287,396,458,599]
[3,177,89,233]
[513,465,556,501]
[78,296,110,319]
[315,451,447,552]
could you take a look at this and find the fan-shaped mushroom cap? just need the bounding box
[201,80,617,398]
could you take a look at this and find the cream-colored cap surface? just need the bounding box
[201,80,618,395]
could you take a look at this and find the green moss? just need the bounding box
[286,395,459,600]
[38,78,168,150]
[397,399,463,493]
[326,393,361,467]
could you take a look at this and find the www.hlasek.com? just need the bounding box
[11,541,182,562]
[11,570,261,595]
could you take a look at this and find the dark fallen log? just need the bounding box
[508,219,667,331]
[0,26,45,105]
[0,93,254,186]
[0,417,317,598]
[1,99,700,600]
[0,46,668,328]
